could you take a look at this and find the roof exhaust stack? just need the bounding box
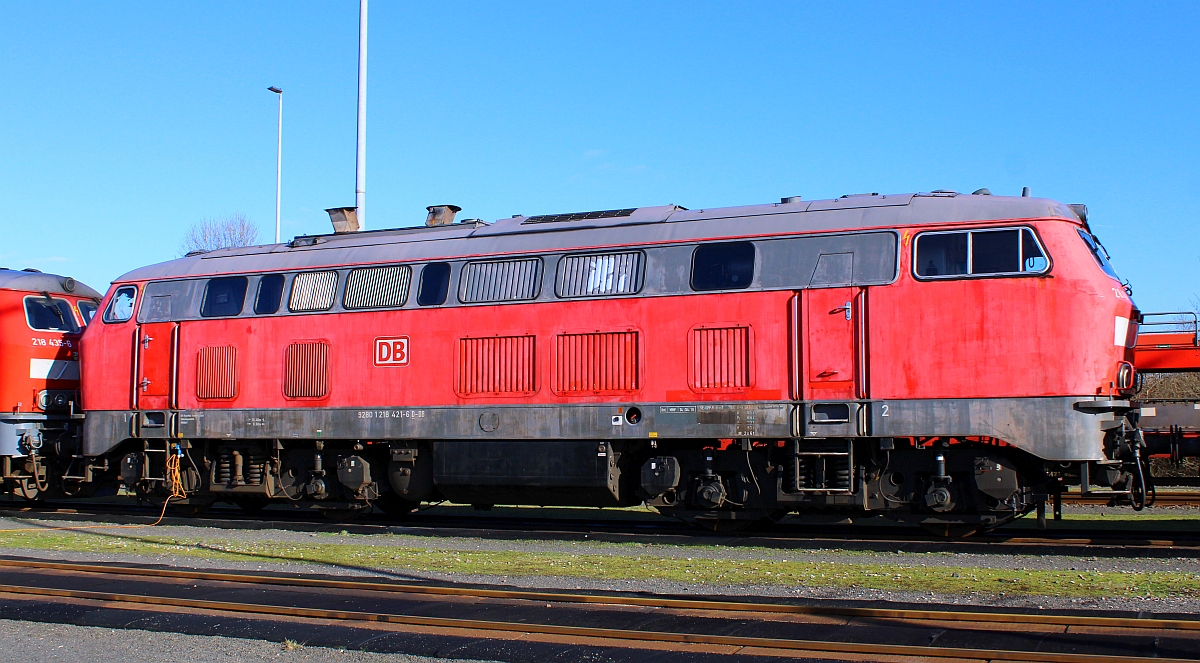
[426,205,462,227]
[326,207,361,233]
[1021,186,1031,197]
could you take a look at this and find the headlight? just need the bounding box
[1117,362,1135,390]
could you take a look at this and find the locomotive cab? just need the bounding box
[0,268,101,499]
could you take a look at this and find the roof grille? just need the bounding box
[523,208,636,224]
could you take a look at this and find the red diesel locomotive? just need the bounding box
[74,190,1142,532]
[0,268,101,499]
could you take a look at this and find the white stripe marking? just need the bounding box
[30,359,79,381]
[1114,316,1130,347]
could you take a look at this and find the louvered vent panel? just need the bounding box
[197,346,237,399]
[556,252,644,298]
[343,265,411,309]
[554,331,639,393]
[284,341,329,398]
[289,271,339,312]
[691,326,751,390]
[458,336,537,395]
[459,258,542,303]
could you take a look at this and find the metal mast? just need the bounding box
[268,86,283,243]
[355,0,367,229]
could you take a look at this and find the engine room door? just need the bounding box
[802,287,865,401]
[135,321,178,411]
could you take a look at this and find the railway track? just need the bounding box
[1062,491,1200,507]
[1,501,1199,557]
[0,558,1196,662]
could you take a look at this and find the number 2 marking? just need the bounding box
[881,404,890,417]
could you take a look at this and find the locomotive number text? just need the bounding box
[358,410,426,419]
[374,336,410,366]
[32,338,72,348]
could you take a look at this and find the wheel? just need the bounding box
[694,518,755,533]
[919,521,980,539]
[232,497,271,514]
[61,481,98,499]
[13,478,43,501]
[169,500,214,517]
[376,493,420,517]
[321,505,371,522]
[673,509,779,533]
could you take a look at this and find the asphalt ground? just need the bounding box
[0,618,491,663]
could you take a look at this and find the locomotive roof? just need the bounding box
[0,268,102,299]
[119,191,1085,283]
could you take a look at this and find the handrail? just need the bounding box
[1139,311,1199,346]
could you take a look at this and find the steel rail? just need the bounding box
[0,558,1195,632]
[0,582,1189,663]
[4,504,1199,550]
[1063,492,1200,507]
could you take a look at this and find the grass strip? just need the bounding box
[0,527,1196,599]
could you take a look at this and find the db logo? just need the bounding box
[373,336,410,366]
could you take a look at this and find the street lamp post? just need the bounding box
[268,86,283,243]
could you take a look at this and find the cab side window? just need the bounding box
[915,228,1048,278]
[103,286,138,323]
[78,301,98,325]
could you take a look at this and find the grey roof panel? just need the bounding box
[0,269,102,299]
[116,192,1083,284]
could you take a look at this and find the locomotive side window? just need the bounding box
[254,274,285,314]
[344,265,412,309]
[103,286,138,323]
[289,271,339,312]
[25,296,80,333]
[915,228,1048,279]
[556,251,644,298]
[417,262,451,306]
[691,242,755,291]
[200,276,249,317]
[77,301,98,326]
[459,258,542,303]
[1022,230,1049,272]
[971,229,1020,274]
[915,233,967,276]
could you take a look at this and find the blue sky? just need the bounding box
[1,2,1197,312]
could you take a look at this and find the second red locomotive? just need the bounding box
[0,268,101,499]
[74,190,1141,533]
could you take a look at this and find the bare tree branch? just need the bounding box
[180,213,260,256]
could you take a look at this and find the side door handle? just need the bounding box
[830,302,852,321]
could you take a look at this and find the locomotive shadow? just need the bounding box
[0,519,438,583]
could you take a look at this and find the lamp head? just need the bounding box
[268,86,282,94]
